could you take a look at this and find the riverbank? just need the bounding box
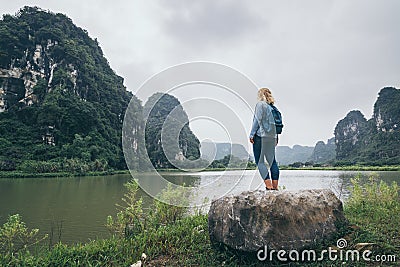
[1,165,399,178]
[279,165,400,171]
[201,165,400,172]
[0,169,130,178]
[1,175,398,266]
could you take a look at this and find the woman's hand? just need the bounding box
[250,137,254,144]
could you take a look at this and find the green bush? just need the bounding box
[346,173,399,219]
[106,179,144,238]
[0,214,47,264]
[150,183,191,226]
[106,179,191,239]
[344,173,400,255]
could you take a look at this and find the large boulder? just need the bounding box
[208,189,346,252]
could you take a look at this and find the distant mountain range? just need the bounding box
[200,139,336,165]
[309,138,336,164]
[275,145,314,165]
[200,142,250,161]
[275,138,336,165]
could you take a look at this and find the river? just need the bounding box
[0,170,398,245]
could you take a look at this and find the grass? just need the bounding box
[343,174,400,256]
[1,174,399,266]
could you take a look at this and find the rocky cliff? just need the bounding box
[143,92,200,169]
[0,7,142,171]
[334,87,400,165]
[309,138,336,164]
[373,87,400,133]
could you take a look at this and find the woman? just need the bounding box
[249,88,280,190]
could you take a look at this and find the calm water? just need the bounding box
[0,170,398,244]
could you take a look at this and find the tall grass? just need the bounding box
[344,173,400,254]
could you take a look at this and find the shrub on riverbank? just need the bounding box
[1,175,399,266]
[344,173,400,254]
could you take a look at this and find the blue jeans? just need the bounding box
[253,135,279,180]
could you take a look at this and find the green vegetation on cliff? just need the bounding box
[334,87,400,166]
[0,7,141,172]
[143,92,201,169]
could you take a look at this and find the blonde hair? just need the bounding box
[257,88,275,105]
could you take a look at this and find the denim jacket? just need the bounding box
[249,101,276,138]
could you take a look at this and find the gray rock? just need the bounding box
[208,189,346,252]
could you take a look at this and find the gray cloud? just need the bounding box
[159,0,266,48]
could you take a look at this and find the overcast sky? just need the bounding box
[2,1,400,148]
